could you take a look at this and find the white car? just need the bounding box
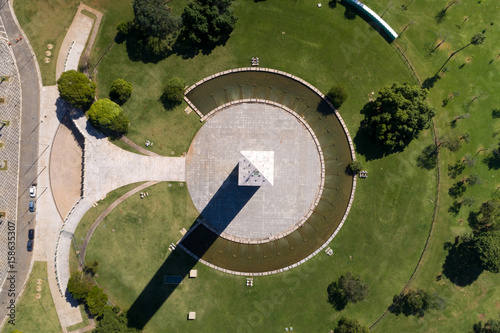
[29,184,36,198]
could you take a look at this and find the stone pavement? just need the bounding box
[0,40,21,289]
[55,4,94,79]
[186,102,321,241]
[36,86,82,330]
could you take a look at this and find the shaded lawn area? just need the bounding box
[1,262,62,333]
[362,0,500,332]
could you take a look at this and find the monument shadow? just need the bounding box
[127,165,258,329]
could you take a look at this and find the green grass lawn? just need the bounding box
[1,262,62,333]
[15,0,500,331]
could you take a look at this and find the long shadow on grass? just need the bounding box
[127,165,258,329]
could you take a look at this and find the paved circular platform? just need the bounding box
[186,102,323,242]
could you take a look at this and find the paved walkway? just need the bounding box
[55,4,94,79]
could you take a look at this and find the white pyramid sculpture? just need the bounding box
[238,151,274,187]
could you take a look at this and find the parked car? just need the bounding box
[27,240,33,252]
[28,229,34,240]
[29,183,37,198]
[28,200,35,212]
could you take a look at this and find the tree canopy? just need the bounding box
[161,77,186,109]
[389,289,444,317]
[474,230,500,273]
[110,79,133,105]
[67,272,94,301]
[87,99,129,134]
[94,306,139,333]
[57,70,96,109]
[86,286,108,316]
[327,272,369,310]
[361,83,436,151]
[133,0,181,39]
[180,0,237,48]
[334,317,369,333]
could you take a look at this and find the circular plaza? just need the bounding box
[186,101,324,243]
[181,68,355,274]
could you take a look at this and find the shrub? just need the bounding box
[86,286,108,316]
[87,99,129,135]
[161,77,186,109]
[57,70,96,109]
[347,161,363,175]
[389,289,445,317]
[110,79,133,105]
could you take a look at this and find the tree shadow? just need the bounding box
[353,125,391,161]
[483,153,500,170]
[159,92,182,111]
[448,200,462,216]
[124,26,174,64]
[416,145,438,170]
[327,282,347,311]
[435,9,447,24]
[328,0,338,9]
[467,211,481,230]
[422,75,441,89]
[127,166,259,329]
[442,237,483,287]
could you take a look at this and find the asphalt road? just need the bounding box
[0,0,41,324]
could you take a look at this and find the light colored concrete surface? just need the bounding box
[68,109,185,202]
[186,102,321,240]
[55,6,93,79]
[37,85,82,330]
[50,115,83,219]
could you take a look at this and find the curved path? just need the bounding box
[80,181,159,262]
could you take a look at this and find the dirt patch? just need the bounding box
[466,57,472,63]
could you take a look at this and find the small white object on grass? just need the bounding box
[317,3,322,8]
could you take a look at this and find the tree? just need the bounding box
[133,0,181,39]
[467,174,481,186]
[94,306,139,333]
[180,0,237,48]
[110,79,133,105]
[86,286,108,316]
[417,144,438,170]
[57,70,96,109]
[474,230,500,273]
[67,272,94,301]
[87,99,129,135]
[437,33,486,73]
[476,198,500,231]
[472,319,500,333]
[347,161,363,175]
[327,85,348,109]
[360,83,436,151]
[161,77,186,109]
[334,317,369,333]
[389,289,444,317]
[327,273,369,310]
